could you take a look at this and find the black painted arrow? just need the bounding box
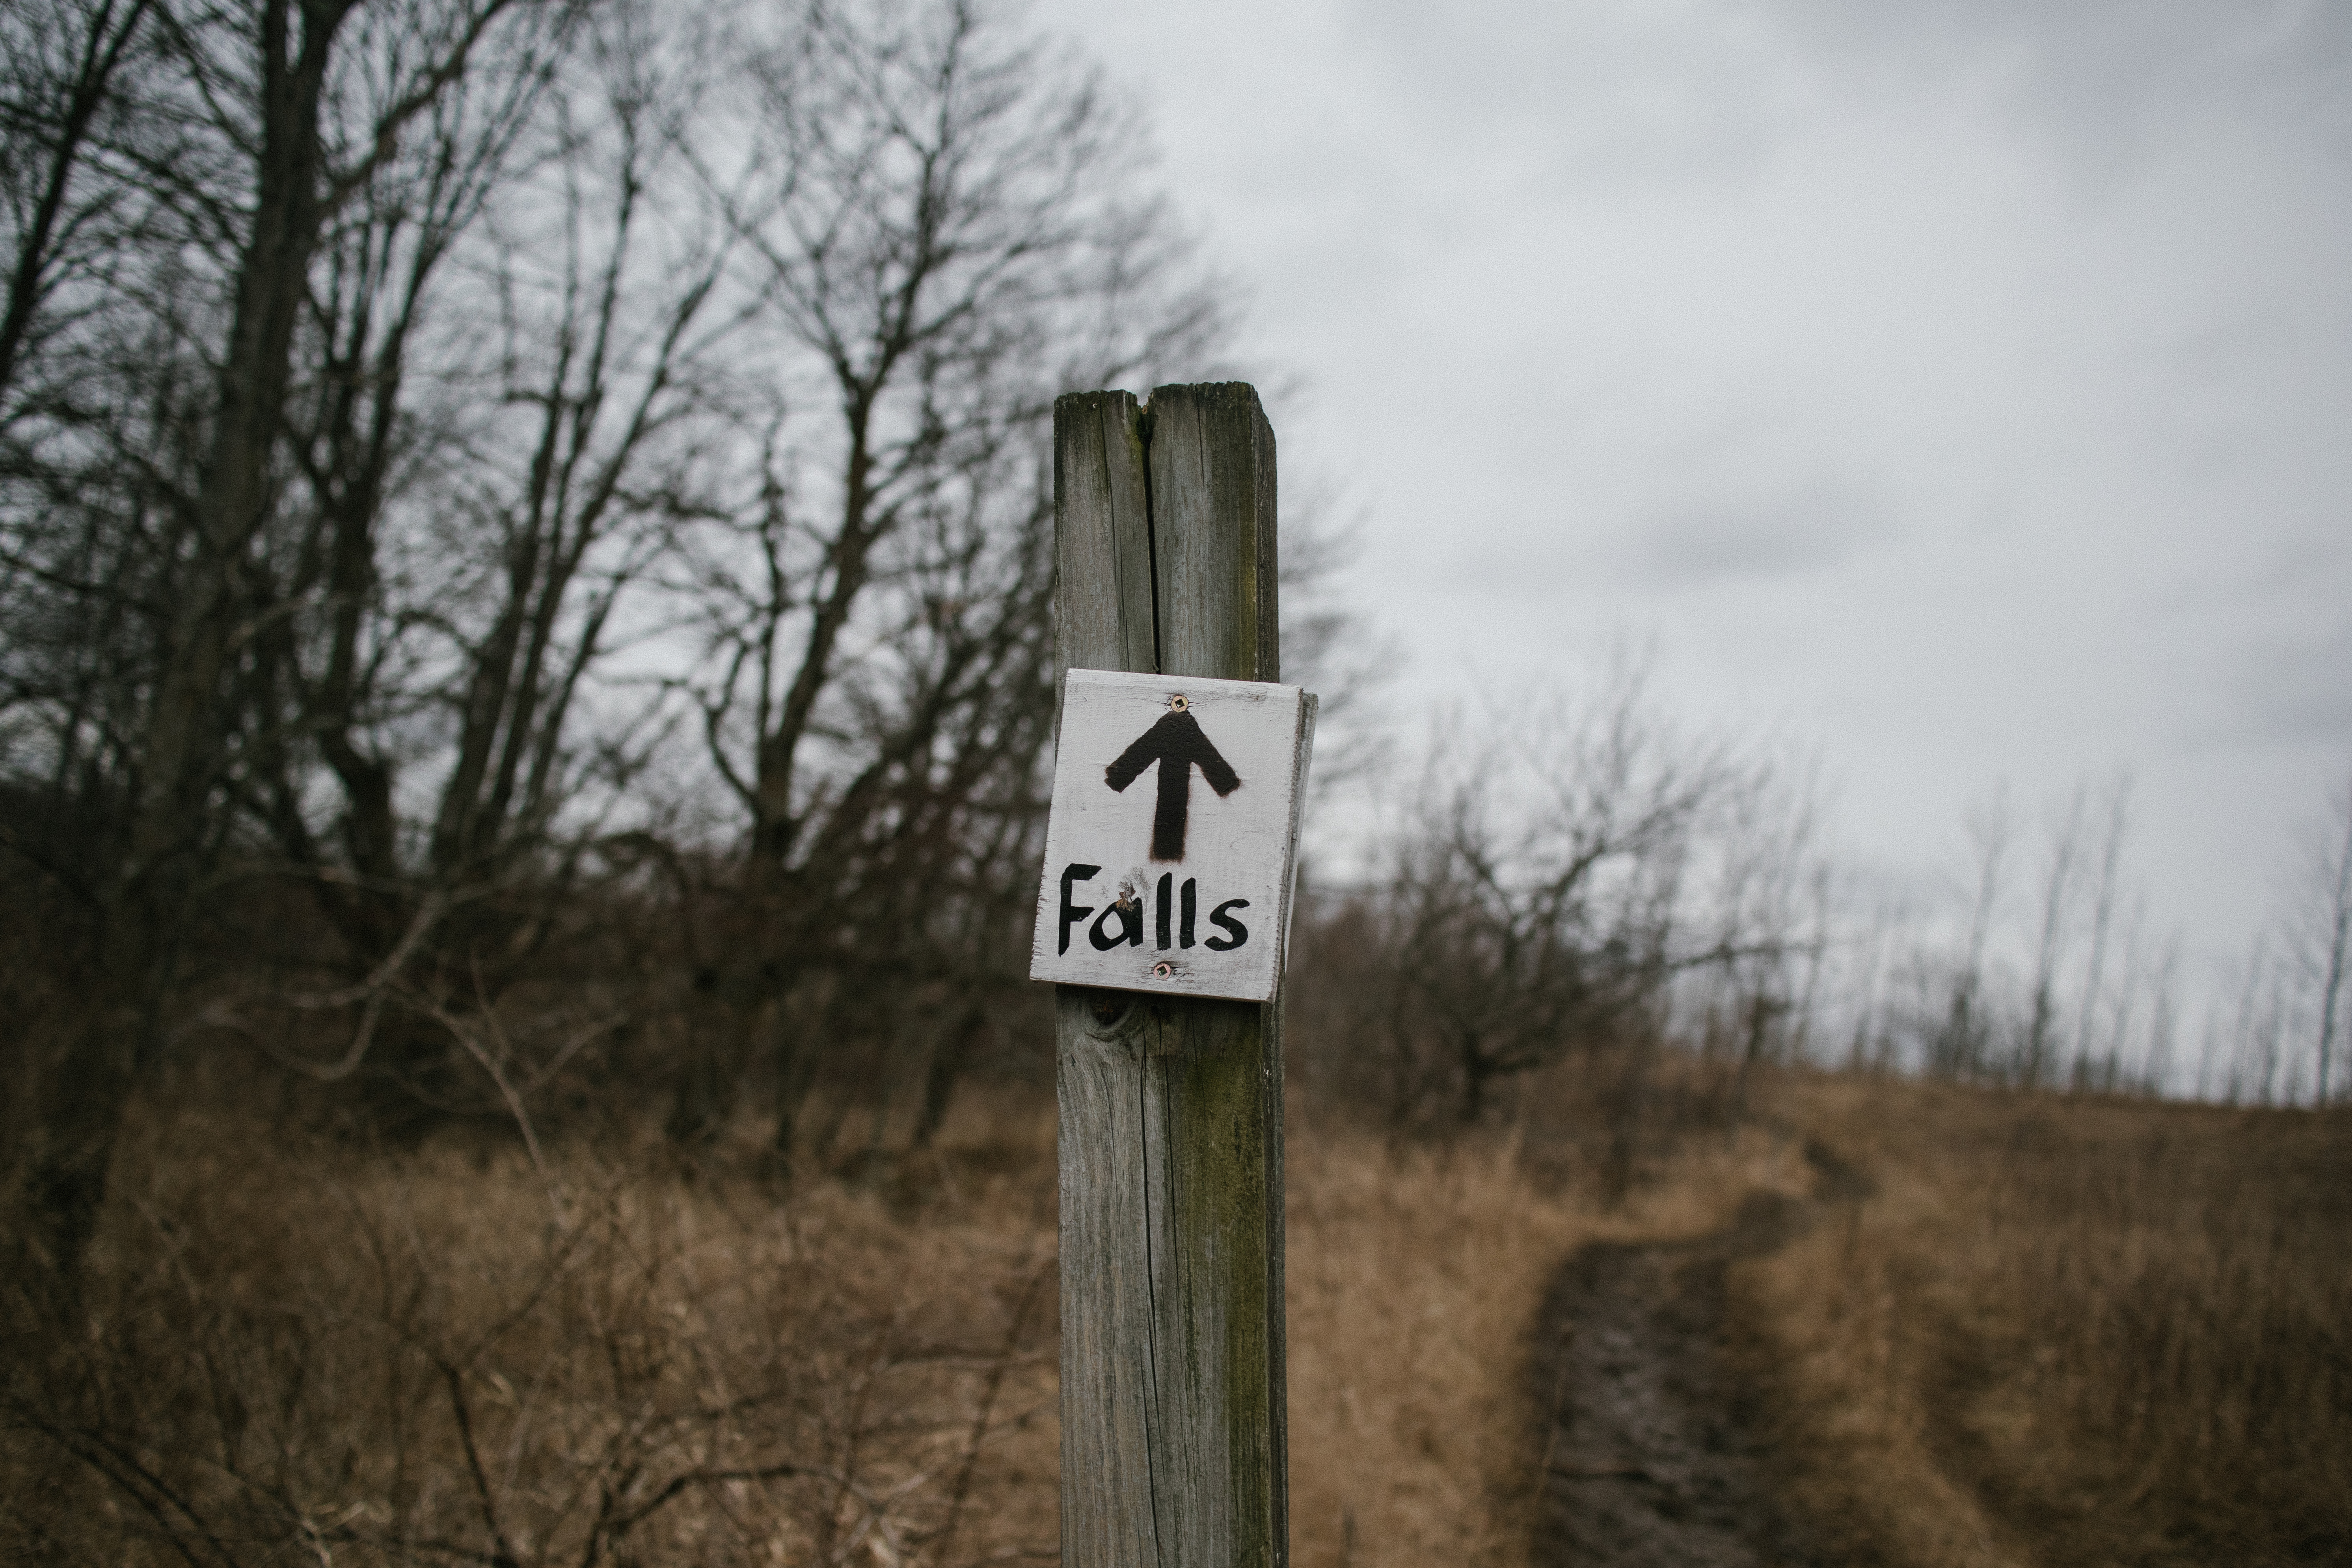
[1104,708,1241,862]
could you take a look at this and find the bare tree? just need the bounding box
[0,0,1233,1236]
[2080,889,2147,1093]
[2019,785,2086,1089]
[2,0,579,1289]
[1690,750,1824,1092]
[149,0,769,1131]
[672,0,1225,1153]
[2141,935,2181,1095]
[2068,775,2131,1088]
[2218,936,2288,1105]
[418,5,736,887]
[2291,768,2352,1106]
[1359,674,1773,1126]
[1930,787,2009,1079]
[0,0,1243,1263]
[1842,901,1896,1072]
[0,0,158,426]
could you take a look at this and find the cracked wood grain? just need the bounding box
[1054,384,1289,1568]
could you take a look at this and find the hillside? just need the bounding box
[4,1063,2343,1566]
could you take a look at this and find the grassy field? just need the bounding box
[4,1063,2345,1566]
[1740,1072,2352,1568]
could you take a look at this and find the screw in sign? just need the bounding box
[1032,669,1316,1002]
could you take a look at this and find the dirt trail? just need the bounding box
[1530,1143,1870,1568]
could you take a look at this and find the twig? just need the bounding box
[422,976,563,1225]
[931,1242,1053,1562]
[175,889,463,1080]
[438,1360,524,1568]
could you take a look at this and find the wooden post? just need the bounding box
[1054,384,1289,1567]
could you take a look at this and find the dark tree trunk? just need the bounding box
[18,0,358,1293]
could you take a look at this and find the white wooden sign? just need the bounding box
[1031,669,1315,1002]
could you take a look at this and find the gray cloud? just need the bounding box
[1037,0,2352,998]
[2218,621,2352,749]
[1632,481,1892,587]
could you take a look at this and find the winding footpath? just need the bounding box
[1530,1144,1872,1568]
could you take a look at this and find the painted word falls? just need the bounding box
[1031,669,1315,1002]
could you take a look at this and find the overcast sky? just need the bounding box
[1031,0,2352,1000]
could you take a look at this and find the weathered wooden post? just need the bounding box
[1038,384,1306,1566]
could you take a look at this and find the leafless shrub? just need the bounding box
[1289,668,1797,1132]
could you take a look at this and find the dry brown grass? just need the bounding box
[2,1091,1067,1567]
[4,1066,1821,1567]
[25,1060,2333,1567]
[1738,1073,2352,1568]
